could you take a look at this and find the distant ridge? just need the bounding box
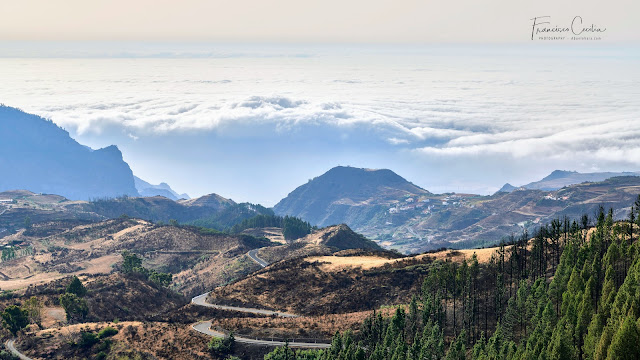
[497,170,640,193]
[134,176,189,200]
[0,105,138,200]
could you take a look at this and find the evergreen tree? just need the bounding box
[1,305,28,336]
[445,330,466,360]
[606,316,640,360]
[59,293,88,322]
[66,276,87,297]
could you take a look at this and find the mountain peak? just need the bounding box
[542,170,578,181]
[496,183,517,194]
[178,193,234,210]
[299,224,382,251]
[95,144,124,160]
[318,166,428,193]
[274,166,428,227]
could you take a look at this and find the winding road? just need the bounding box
[191,292,297,318]
[189,248,331,349]
[4,247,329,357]
[191,321,330,349]
[5,339,32,360]
[247,248,269,268]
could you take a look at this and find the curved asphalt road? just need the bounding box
[191,292,298,318]
[247,248,269,268]
[5,340,33,360]
[191,321,330,349]
[189,248,331,348]
[5,247,329,355]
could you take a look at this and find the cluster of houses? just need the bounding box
[388,194,466,214]
[543,194,570,201]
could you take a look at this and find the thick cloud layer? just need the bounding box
[1,45,638,204]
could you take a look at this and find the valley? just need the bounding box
[0,192,639,360]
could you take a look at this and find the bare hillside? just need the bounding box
[0,218,271,296]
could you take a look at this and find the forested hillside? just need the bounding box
[263,196,640,360]
[229,214,314,240]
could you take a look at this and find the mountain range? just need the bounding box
[0,105,186,201]
[2,106,640,254]
[497,169,640,193]
[273,167,640,253]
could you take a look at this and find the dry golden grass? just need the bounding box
[38,321,142,335]
[82,254,120,274]
[305,246,502,272]
[305,255,401,271]
[0,254,119,290]
[0,272,64,290]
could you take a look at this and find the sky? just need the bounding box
[1,0,639,43]
[0,2,639,205]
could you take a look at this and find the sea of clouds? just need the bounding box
[1,44,639,203]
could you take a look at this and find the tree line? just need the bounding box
[263,195,640,359]
[229,214,315,240]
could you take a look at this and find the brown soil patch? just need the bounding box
[41,307,66,328]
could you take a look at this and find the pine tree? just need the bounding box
[605,316,640,360]
[66,276,87,297]
[548,321,576,360]
[445,330,466,360]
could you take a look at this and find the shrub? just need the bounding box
[98,326,118,338]
[0,350,19,360]
[1,305,29,336]
[149,271,172,287]
[208,333,235,355]
[97,339,112,352]
[78,331,99,348]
